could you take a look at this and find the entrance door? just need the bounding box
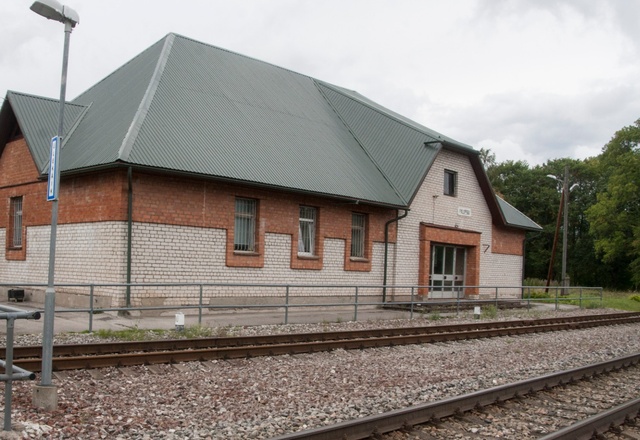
[430,245,466,299]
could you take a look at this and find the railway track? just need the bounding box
[270,353,640,440]
[4,312,639,373]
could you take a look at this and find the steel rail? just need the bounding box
[269,353,640,440]
[3,312,639,360]
[538,397,640,440]
[9,314,640,372]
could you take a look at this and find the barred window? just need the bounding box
[10,197,23,248]
[350,213,366,258]
[234,198,257,252]
[298,206,316,256]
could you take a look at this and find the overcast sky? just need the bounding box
[2,0,640,165]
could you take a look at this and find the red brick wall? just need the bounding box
[0,136,398,272]
[1,138,47,260]
[0,138,128,223]
[0,138,128,260]
[128,172,398,270]
[492,224,525,256]
[0,137,40,188]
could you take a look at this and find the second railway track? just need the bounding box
[272,353,640,440]
[5,312,640,373]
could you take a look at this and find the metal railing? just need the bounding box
[0,282,603,333]
[0,305,40,431]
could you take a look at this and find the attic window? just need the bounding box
[444,170,457,197]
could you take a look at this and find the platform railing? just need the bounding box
[0,283,603,333]
[0,305,40,431]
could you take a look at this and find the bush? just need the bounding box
[523,291,552,299]
[630,294,640,302]
[523,278,558,287]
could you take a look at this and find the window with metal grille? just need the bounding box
[298,206,316,255]
[10,197,23,248]
[351,213,366,258]
[444,169,457,196]
[234,198,257,252]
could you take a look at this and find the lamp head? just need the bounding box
[31,0,79,27]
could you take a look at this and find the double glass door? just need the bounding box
[430,245,466,298]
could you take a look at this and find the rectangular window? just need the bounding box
[10,197,23,248]
[351,213,366,258]
[444,170,457,196]
[234,198,257,252]
[298,206,316,256]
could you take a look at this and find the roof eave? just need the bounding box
[62,162,408,210]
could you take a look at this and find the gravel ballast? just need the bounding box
[2,308,639,439]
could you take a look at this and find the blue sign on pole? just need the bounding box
[47,136,59,202]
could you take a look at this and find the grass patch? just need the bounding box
[481,305,498,319]
[600,291,640,312]
[522,290,552,299]
[553,290,640,311]
[89,326,167,341]
[86,324,238,341]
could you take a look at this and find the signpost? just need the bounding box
[47,136,60,202]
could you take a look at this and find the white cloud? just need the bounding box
[2,0,639,166]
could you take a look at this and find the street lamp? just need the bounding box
[30,0,79,411]
[546,165,578,293]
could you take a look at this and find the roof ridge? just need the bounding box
[117,34,175,161]
[39,102,93,175]
[170,33,316,82]
[8,90,87,109]
[314,80,408,206]
[316,81,474,149]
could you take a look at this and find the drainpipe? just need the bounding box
[383,209,408,303]
[126,167,133,308]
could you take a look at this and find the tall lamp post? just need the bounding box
[30,0,79,411]
[547,165,577,293]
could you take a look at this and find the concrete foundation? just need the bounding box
[32,384,58,411]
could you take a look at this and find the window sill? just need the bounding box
[233,251,260,256]
[297,254,320,260]
[349,257,369,263]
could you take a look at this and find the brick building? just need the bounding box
[0,34,540,307]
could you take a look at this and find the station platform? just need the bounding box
[0,299,418,336]
[0,297,581,336]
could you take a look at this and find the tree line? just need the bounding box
[482,119,640,290]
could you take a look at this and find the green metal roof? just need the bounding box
[496,196,542,231]
[1,33,541,229]
[1,92,87,172]
[67,34,405,206]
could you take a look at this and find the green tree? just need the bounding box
[586,120,640,288]
[486,155,603,286]
[479,147,496,170]
[544,158,602,287]
[487,159,556,279]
